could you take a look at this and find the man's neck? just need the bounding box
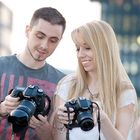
[16,52,46,69]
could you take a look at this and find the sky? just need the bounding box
[1,0,101,71]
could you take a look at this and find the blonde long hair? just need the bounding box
[65,20,134,119]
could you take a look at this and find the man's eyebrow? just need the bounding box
[36,31,60,39]
[36,31,46,36]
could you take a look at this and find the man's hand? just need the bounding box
[0,95,20,116]
[29,115,53,140]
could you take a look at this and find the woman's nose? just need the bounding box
[78,48,85,57]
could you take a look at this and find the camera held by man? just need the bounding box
[8,85,51,134]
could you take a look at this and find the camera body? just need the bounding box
[65,97,94,131]
[8,85,51,132]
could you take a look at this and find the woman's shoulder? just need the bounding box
[55,73,77,100]
[58,73,76,85]
[120,80,135,92]
[118,80,137,108]
[56,73,76,93]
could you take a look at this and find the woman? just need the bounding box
[51,20,137,140]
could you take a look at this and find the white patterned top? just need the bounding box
[55,74,137,140]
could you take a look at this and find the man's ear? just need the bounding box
[25,25,31,37]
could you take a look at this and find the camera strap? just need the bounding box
[92,102,101,140]
[66,105,71,140]
[11,125,28,140]
[43,94,51,116]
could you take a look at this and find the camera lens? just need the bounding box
[8,110,29,127]
[80,119,94,131]
[8,100,36,127]
[77,111,94,131]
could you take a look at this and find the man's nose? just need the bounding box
[41,40,49,49]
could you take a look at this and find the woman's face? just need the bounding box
[74,36,97,72]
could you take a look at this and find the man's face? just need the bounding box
[26,19,63,61]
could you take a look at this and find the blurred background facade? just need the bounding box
[90,0,140,98]
[0,0,140,97]
[0,1,12,56]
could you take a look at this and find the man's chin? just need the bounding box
[33,57,46,62]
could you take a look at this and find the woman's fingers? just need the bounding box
[57,106,74,124]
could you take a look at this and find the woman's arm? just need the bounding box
[50,95,67,140]
[101,103,135,140]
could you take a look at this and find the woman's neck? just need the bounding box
[87,71,98,86]
[86,71,98,92]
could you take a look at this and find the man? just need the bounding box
[0,7,66,140]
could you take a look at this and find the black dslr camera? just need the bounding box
[8,85,51,133]
[65,97,94,131]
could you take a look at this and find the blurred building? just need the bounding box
[90,0,140,96]
[0,1,12,56]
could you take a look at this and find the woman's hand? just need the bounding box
[56,105,74,125]
[92,101,108,126]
